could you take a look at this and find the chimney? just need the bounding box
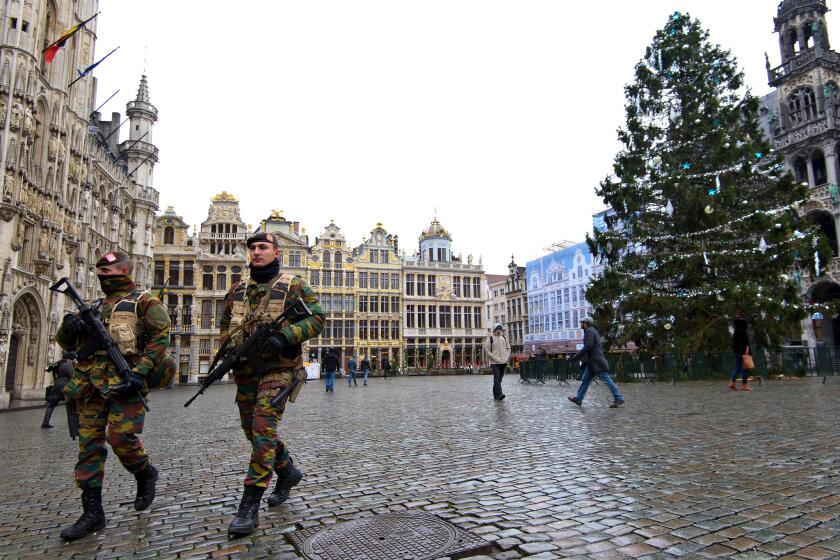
[293,221,300,235]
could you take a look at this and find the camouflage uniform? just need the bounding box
[56,275,170,489]
[219,274,324,489]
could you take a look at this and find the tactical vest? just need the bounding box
[104,288,148,357]
[228,273,296,347]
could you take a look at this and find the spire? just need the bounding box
[135,74,150,103]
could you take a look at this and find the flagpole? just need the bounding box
[128,153,154,178]
[68,46,119,89]
[90,88,120,118]
[42,12,100,52]
[122,130,149,152]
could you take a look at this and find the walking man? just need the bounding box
[483,324,511,401]
[322,349,339,392]
[218,232,324,537]
[347,355,358,386]
[56,251,170,540]
[41,351,74,428]
[567,316,625,408]
[360,355,371,386]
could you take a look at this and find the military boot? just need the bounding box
[60,487,106,541]
[228,486,264,538]
[267,458,303,507]
[133,464,159,511]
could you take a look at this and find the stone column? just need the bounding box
[807,158,817,187]
[826,145,839,187]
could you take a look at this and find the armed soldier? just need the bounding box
[41,351,74,428]
[219,231,324,537]
[55,251,171,540]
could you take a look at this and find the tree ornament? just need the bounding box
[755,152,763,159]
[666,199,674,217]
[715,175,721,194]
[758,237,767,254]
[703,252,709,265]
[664,323,672,330]
[815,250,821,275]
[704,205,714,214]
[781,273,790,282]
[723,142,731,148]
[716,293,725,302]
[682,162,691,170]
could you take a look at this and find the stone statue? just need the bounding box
[9,102,21,131]
[48,134,59,161]
[3,169,13,200]
[14,219,24,248]
[79,161,88,183]
[0,101,6,127]
[467,254,473,264]
[38,228,49,257]
[22,107,34,137]
[57,139,66,161]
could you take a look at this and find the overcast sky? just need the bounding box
[90,1,825,274]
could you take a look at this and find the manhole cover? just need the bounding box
[288,511,492,560]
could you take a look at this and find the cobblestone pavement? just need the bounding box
[1,375,840,559]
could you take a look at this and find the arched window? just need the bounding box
[802,22,814,49]
[788,27,800,56]
[812,151,828,185]
[809,210,838,255]
[793,157,808,184]
[322,250,330,265]
[163,226,174,245]
[789,87,818,124]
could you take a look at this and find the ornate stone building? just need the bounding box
[761,0,840,346]
[402,218,487,368]
[484,274,507,329]
[307,221,357,367]
[354,223,401,370]
[0,1,159,407]
[504,256,527,357]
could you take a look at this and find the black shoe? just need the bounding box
[133,464,158,511]
[498,394,506,401]
[609,399,625,408]
[41,424,54,428]
[267,458,303,507]
[60,487,106,541]
[228,486,264,538]
[567,396,582,407]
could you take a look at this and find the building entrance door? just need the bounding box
[4,334,19,393]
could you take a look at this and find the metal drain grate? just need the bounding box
[287,511,492,560]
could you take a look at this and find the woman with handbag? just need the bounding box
[729,310,752,391]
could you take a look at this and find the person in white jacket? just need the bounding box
[483,324,511,401]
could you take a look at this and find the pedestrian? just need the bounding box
[322,349,339,392]
[347,355,358,386]
[567,316,625,408]
[56,251,171,540]
[483,324,510,401]
[360,355,371,386]
[729,309,751,391]
[41,351,74,428]
[218,232,325,537]
[382,357,391,379]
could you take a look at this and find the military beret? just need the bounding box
[95,250,131,268]
[246,231,279,248]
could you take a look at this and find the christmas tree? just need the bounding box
[587,12,832,353]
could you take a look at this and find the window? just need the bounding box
[371,296,379,313]
[440,305,451,328]
[473,278,481,298]
[310,270,319,286]
[371,273,379,290]
[202,272,213,290]
[216,272,226,291]
[231,266,242,286]
[391,274,399,290]
[454,306,462,328]
[380,272,388,289]
[453,276,461,297]
[406,274,415,296]
[381,296,390,313]
[335,252,343,269]
[288,251,302,267]
[391,322,399,340]
[370,320,379,339]
[428,305,437,328]
[323,270,331,287]
[345,272,354,287]
[418,305,426,328]
[370,250,378,263]
[323,251,331,265]
[428,247,434,261]
[164,226,174,245]
[391,296,399,313]
[154,261,165,286]
[417,274,426,296]
[183,261,194,286]
[789,87,818,124]
[437,247,445,261]
[334,270,343,287]
[406,305,416,328]
[465,309,472,329]
[183,295,193,325]
[360,272,368,289]
[199,338,211,356]
[428,275,436,296]
[201,301,212,329]
[474,306,482,329]
[359,295,368,312]
[215,299,225,326]
[381,250,389,263]
[345,321,354,339]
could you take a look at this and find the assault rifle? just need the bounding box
[184,299,312,407]
[45,358,79,440]
[49,277,149,410]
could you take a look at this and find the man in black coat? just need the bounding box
[567,317,625,408]
[42,352,74,428]
[322,349,339,392]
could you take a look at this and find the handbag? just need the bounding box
[742,346,755,370]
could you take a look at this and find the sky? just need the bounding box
[89,1,827,274]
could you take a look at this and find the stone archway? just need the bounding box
[5,291,46,400]
[809,280,840,347]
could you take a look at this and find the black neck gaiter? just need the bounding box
[249,258,280,284]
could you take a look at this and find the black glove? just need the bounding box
[110,373,145,397]
[260,334,287,355]
[61,314,88,338]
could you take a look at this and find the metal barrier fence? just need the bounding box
[519,347,840,384]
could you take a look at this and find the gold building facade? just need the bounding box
[0,1,160,408]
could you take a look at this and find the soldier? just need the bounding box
[41,351,74,428]
[219,232,324,538]
[55,251,170,540]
